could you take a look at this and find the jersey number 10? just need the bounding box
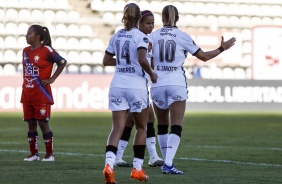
[158,39,176,63]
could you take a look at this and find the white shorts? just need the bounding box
[150,85,188,109]
[109,88,149,113]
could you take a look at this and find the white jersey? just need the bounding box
[106,27,150,90]
[149,26,200,87]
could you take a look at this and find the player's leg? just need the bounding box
[37,104,54,161]
[146,106,164,167]
[131,107,149,182]
[104,110,127,184]
[23,104,39,161]
[162,86,187,174]
[115,112,134,167]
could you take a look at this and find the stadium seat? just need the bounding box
[114,0,126,12]
[234,67,246,79]
[79,25,93,37]
[18,22,29,35]
[80,51,92,64]
[67,24,80,36]
[91,0,103,11]
[5,22,18,35]
[217,16,229,27]
[43,10,56,20]
[17,50,22,63]
[31,0,43,8]
[103,12,115,24]
[56,0,69,10]
[43,0,56,9]
[216,3,228,15]
[0,9,4,20]
[4,36,17,49]
[92,38,105,51]
[0,51,4,63]
[240,16,251,27]
[0,65,3,75]
[68,10,80,20]
[0,37,4,49]
[150,1,161,13]
[251,17,262,26]
[103,0,115,12]
[3,64,17,75]
[139,0,149,11]
[6,0,18,8]
[195,15,208,27]
[4,50,17,63]
[5,8,18,20]
[54,37,67,50]
[67,37,80,50]
[241,29,251,41]
[92,51,103,64]
[17,64,23,73]
[93,65,104,74]
[229,16,240,27]
[56,10,68,20]
[31,9,43,21]
[79,38,92,50]
[18,0,31,8]
[115,12,123,23]
[57,50,67,59]
[262,17,273,25]
[55,24,68,36]
[80,64,92,74]
[18,9,30,19]
[104,66,115,74]
[17,36,27,49]
[0,0,7,8]
[222,67,235,79]
[67,64,79,74]
[185,15,196,27]
[199,67,211,79]
[67,51,80,64]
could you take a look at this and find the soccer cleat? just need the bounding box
[115,159,133,167]
[42,155,54,161]
[103,164,116,184]
[148,156,164,167]
[23,154,40,161]
[130,168,149,182]
[162,164,183,175]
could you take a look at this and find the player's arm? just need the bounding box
[194,36,236,62]
[102,51,116,66]
[138,48,157,83]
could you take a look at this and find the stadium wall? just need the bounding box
[0,75,281,112]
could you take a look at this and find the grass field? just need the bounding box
[0,112,281,184]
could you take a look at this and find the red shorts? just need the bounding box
[23,104,51,122]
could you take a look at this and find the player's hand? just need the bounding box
[221,36,236,51]
[41,78,55,86]
[150,72,158,83]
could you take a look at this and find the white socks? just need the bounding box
[157,133,169,160]
[105,151,116,169]
[133,157,144,171]
[116,140,128,161]
[165,133,180,167]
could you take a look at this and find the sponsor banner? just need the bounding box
[0,76,281,112]
[252,26,282,80]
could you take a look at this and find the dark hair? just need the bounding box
[30,24,52,47]
[140,10,154,23]
[122,3,141,31]
[162,5,179,26]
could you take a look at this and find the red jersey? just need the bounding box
[20,45,66,105]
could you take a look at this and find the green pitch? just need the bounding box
[0,112,281,184]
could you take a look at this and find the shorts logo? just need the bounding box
[133,101,142,108]
[40,108,46,115]
[155,100,164,106]
[173,95,182,101]
[111,98,122,105]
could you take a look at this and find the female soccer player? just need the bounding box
[21,25,67,162]
[149,5,236,174]
[115,10,164,168]
[102,3,157,183]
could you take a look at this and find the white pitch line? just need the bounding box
[0,149,281,167]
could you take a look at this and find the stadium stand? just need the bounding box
[0,0,281,79]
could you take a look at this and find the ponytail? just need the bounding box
[122,3,141,31]
[162,5,179,26]
[30,24,52,47]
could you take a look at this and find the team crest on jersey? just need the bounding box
[60,60,65,64]
[40,108,46,115]
[111,98,122,105]
[143,37,149,43]
[34,55,40,62]
[133,101,142,108]
[119,29,126,34]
